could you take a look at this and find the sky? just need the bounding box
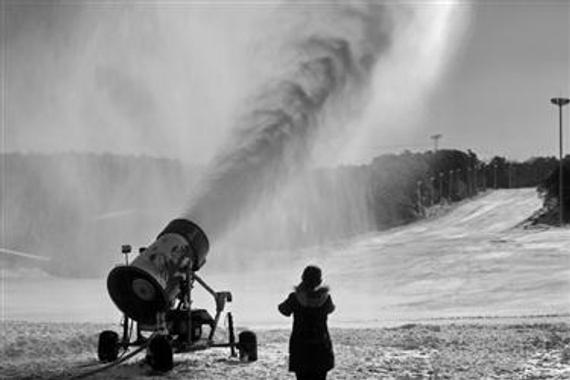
[1,0,569,164]
[431,0,569,161]
[361,0,570,162]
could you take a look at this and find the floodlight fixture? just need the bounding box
[551,97,570,226]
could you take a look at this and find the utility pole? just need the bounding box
[456,169,462,199]
[448,170,454,200]
[438,172,443,203]
[430,176,435,206]
[430,134,442,151]
[417,180,423,215]
[473,164,479,195]
[551,97,570,226]
[467,167,472,197]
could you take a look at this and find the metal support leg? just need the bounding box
[187,266,194,346]
[122,314,129,346]
[156,312,167,334]
[227,312,237,357]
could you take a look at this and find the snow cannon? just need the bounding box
[107,219,209,325]
[98,218,257,373]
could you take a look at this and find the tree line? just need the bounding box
[0,150,560,276]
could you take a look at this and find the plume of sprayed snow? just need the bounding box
[2,1,470,268]
[184,2,395,240]
[341,2,472,163]
[184,1,471,243]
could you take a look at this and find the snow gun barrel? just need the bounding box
[107,219,209,324]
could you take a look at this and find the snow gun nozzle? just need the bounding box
[107,219,209,324]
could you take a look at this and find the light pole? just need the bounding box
[430,134,442,151]
[430,176,435,206]
[439,172,444,203]
[448,170,454,200]
[551,97,570,226]
[417,180,423,214]
[456,169,462,199]
[467,167,472,197]
[473,164,479,195]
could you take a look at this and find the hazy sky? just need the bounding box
[432,0,569,161]
[1,0,569,164]
[363,0,570,162]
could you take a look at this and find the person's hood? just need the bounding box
[294,285,330,308]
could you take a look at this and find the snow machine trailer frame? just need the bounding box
[97,244,257,372]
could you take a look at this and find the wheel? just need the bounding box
[238,330,257,362]
[191,324,203,341]
[148,335,173,372]
[98,330,119,362]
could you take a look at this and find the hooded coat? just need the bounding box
[278,285,335,373]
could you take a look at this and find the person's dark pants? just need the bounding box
[295,371,327,380]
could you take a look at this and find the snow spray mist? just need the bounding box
[184,2,397,241]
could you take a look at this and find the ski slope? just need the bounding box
[3,189,569,327]
[220,188,569,326]
[318,188,570,324]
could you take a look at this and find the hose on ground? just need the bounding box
[69,338,152,380]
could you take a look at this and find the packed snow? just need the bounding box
[2,188,570,379]
[3,189,568,326]
[2,320,569,379]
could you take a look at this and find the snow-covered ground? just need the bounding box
[3,188,568,327]
[2,188,570,379]
[2,320,569,379]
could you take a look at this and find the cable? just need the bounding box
[68,334,155,380]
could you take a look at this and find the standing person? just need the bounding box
[278,265,335,380]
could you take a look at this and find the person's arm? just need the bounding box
[325,295,335,314]
[278,293,295,316]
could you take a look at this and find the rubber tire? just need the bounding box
[98,330,119,362]
[148,335,173,372]
[191,324,202,342]
[238,330,258,362]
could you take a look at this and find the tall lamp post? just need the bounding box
[467,167,472,197]
[439,172,444,203]
[417,180,423,215]
[551,97,570,226]
[430,134,442,151]
[448,169,454,200]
